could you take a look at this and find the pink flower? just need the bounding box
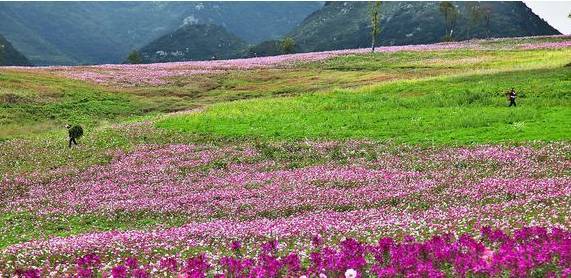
[345,268,357,278]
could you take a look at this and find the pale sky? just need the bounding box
[524,1,571,35]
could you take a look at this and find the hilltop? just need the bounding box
[139,24,248,63]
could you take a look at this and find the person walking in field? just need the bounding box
[507,88,517,107]
[66,124,83,148]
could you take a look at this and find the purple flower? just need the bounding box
[14,268,41,278]
[261,240,279,254]
[76,253,101,268]
[230,240,242,251]
[183,254,210,277]
[76,268,93,278]
[312,235,323,247]
[132,269,149,278]
[125,257,138,269]
[159,257,178,272]
[111,265,127,278]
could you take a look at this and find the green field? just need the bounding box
[159,50,571,144]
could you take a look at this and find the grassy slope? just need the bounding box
[0,70,146,139]
[3,47,569,140]
[158,48,571,144]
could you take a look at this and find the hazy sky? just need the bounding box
[524,1,571,34]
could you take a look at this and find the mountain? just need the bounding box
[0,34,31,66]
[0,2,322,65]
[139,24,248,63]
[285,1,560,53]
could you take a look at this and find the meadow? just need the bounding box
[0,36,570,277]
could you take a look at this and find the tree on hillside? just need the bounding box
[439,1,459,41]
[370,1,382,52]
[481,6,492,38]
[281,37,296,54]
[126,50,142,64]
[0,44,4,65]
[466,2,483,39]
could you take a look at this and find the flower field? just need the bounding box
[10,226,571,277]
[13,42,474,86]
[1,140,570,276]
[1,35,570,277]
[6,35,569,87]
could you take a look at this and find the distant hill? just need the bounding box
[0,2,322,65]
[139,24,248,63]
[0,34,31,66]
[285,1,560,53]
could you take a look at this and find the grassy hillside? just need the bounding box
[0,70,147,138]
[159,47,571,144]
[2,38,569,142]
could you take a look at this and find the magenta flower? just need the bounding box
[125,257,138,269]
[159,257,178,272]
[230,240,242,251]
[312,235,323,247]
[111,265,127,278]
[14,268,41,278]
[131,269,149,278]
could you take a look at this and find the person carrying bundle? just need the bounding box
[506,88,517,107]
[65,124,83,148]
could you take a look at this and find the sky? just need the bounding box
[524,1,571,35]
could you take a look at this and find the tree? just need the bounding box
[439,1,458,41]
[281,37,296,54]
[466,2,482,39]
[370,1,382,52]
[0,44,4,65]
[126,50,142,64]
[481,6,492,38]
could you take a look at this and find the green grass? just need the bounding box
[0,71,147,139]
[158,66,571,144]
[309,48,571,72]
[2,47,569,140]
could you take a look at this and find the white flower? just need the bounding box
[319,274,328,278]
[300,276,308,278]
[345,268,357,278]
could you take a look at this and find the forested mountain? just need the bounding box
[0,34,31,66]
[285,1,560,53]
[0,2,322,65]
[139,24,248,63]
